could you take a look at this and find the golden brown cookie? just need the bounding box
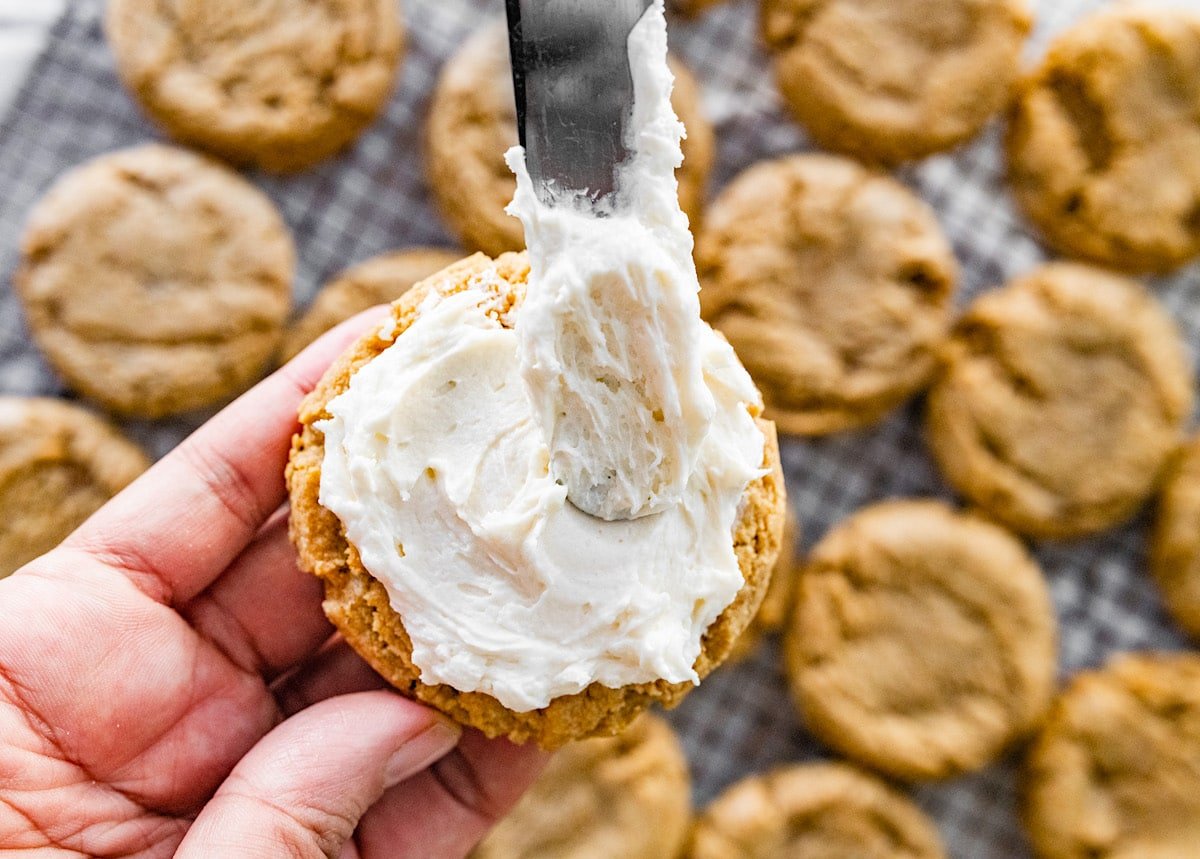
[1023,652,1200,859]
[287,251,786,748]
[729,504,800,661]
[785,500,1056,781]
[1006,6,1200,273]
[105,0,403,172]
[472,713,691,859]
[279,248,462,362]
[1151,437,1200,641]
[761,0,1032,164]
[16,145,295,419]
[0,397,148,578]
[697,154,957,436]
[668,0,725,18]
[425,22,714,257]
[927,263,1193,539]
[687,762,945,859]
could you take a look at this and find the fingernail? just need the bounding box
[384,718,462,788]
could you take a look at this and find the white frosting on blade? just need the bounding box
[317,274,764,712]
[505,0,714,521]
[316,0,767,713]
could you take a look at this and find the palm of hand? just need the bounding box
[0,315,544,858]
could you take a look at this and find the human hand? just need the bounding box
[0,310,546,858]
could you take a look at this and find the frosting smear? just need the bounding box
[316,1,765,712]
[506,1,713,521]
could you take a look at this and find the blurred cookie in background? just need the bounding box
[1007,6,1200,273]
[471,713,691,859]
[729,503,800,662]
[697,154,957,436]
[425,22,714,257]
[687,762,945,859]
[1151,436,1200,641]
[667,0,726,18]
[785,500,1056,781]
[0,397,148,578]
[279,247,462,362]
[15,145,295,419]
[927,263,1192,539]
[106,0,404,172]
[760,0,1032,164]
[1024,652,1200,859]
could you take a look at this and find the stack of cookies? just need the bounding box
[3,0,1200,857]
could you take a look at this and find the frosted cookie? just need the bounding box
[1024,652,1200,859]
[288,253,785,747]
[472,713,691,859]
[15,145,294,419]
[687,763,945,859]
[761,0,1032,163]
[1007,6,1200,273]
[280,248,461,362]
[927,263,1192,539]
[1151,437,1200,641]
[785,500,1056,781]
[425,22,714,257]
[729,504,800,661]
[697,154,957,436]
[105,0,403,172]
[0,398,148,578]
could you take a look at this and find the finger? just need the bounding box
[63,307,388,606]
[176,691,461,859]
[272,638,388,718]
[180,507,334,681]
[356,729,549,859]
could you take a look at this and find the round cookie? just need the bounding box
[279,248,461,362]
[287,251,786,748]
[1151,437,1200,641]
[1006,6,1200,273]
[927,263,1193,539]
[472,713,691,859]
[425,22,714,257]
[729,503,800,661]
[1024,652,1200,859]
[687,762,945,859]
[760,0,1032,164]
[16,145,295,419]
[105,0,403,173]
[0,397,148,578]
[784,500,1056,781]
[697,154,957,436]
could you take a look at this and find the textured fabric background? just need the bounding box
[1,1,1198,855]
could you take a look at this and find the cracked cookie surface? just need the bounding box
[697,154,957,436]
[1024,652,1200,859]
[1007,6,1200,273]
[106,0,403,172]
[16,145,295,418]
[784,500,1056,781]
[0,397,148,578]
[472,713,691,859]
[687,762,945,858]
[425,22,714,257]
[280,247,461,362]
[927,263,1192,539]
[761,0,1031,163]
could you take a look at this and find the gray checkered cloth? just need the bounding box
[1,0,1198,855]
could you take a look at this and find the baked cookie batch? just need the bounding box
[2,0,1200,856]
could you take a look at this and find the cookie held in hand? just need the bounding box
[287,252,785,747]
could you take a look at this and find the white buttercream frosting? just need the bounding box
[505,2,713,521]
[316,1,765,712]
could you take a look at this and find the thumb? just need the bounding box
[176,690,462,858]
